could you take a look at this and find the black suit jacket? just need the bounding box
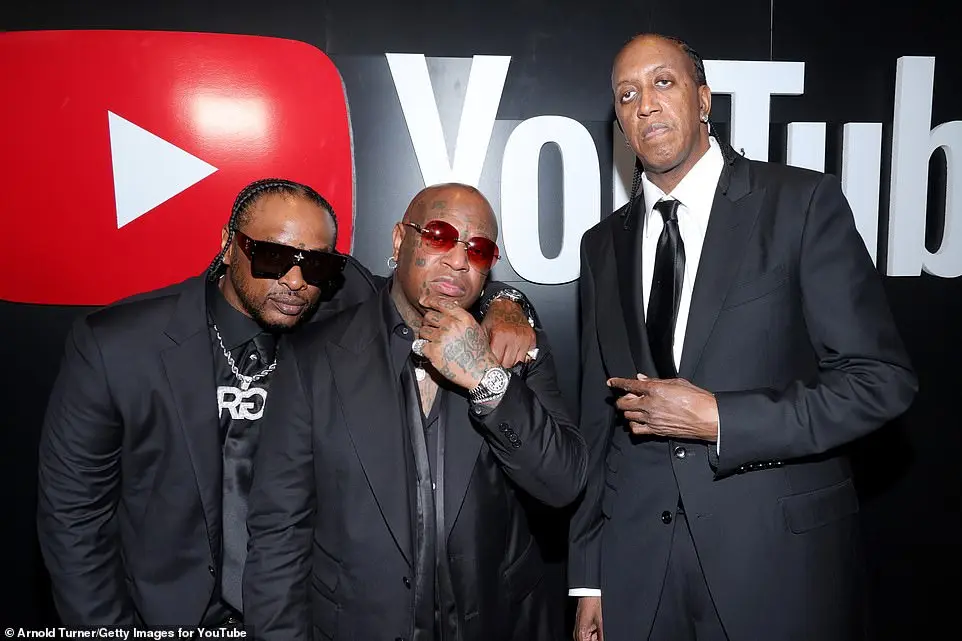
[36,256,526,626]
[569,154,918,641]
[243,286,587,641]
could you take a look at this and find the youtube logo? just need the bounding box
[0,30,353,306]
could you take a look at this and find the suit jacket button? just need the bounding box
[208,565,216,576]
[673,446,687,459]
[403,576,411,588]
[661,511,673,524]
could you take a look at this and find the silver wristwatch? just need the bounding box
[469,366,512,404]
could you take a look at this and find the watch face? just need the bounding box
[484,367,510,394]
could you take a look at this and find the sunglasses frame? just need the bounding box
[234,230,347,288]
[403,220,500,272]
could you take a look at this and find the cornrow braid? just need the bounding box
[629,157,644,203]
[709,119,743,165]
[206,178,338,281]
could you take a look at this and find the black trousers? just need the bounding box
[648,509,729,641]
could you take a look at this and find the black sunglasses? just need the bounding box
[235,231,347,289]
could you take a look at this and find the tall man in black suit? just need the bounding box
[243,183,587,641]
[569,34,918,641]
[37,178,540,628]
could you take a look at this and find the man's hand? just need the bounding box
[418,294,501,390]
[480,298,536,368]
[574,596,604,641]
[607,374,719,441]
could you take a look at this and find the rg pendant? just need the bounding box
[241,378,252,391]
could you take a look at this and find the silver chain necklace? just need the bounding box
[214,324,277,390]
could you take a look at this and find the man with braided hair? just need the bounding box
[37,178,541,628]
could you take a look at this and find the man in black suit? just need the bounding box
[37,178,540,628]
[243,182,587,641]
[569,34,918,641]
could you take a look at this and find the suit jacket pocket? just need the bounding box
[780,478,859,534]
[502,537,544,601]
[310,553,340,641]
[721,264,789,310]
[312,545,341,593]
[310,583,337,640]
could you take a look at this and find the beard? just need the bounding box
[228,268,320,334]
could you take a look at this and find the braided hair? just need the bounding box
[206,178,338,281]
[625,33,743,202]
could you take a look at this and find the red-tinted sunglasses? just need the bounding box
[404,220,500,272]
[235,231,346,289]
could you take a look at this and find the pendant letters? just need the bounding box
[217,385,268,420]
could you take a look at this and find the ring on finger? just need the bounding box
[412,338,428,357]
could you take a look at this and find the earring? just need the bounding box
[700,113,709,123]
[387,256,398,269]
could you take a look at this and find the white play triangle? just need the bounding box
[108,110,218,228]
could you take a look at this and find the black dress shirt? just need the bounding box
[383,285,445,477]
[204,280,277,622]
[382,282,451,640]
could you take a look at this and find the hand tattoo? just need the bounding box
[440,325,492,384]
[485,299,527,326]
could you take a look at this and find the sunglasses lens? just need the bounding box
[299,252,348,287]
[465,237,500,272]
[421,220,460,252]
[250,244,291,279]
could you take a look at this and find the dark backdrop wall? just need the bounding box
[2,1,959,638]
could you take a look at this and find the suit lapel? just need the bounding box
[441,390,483,536]
[160,277,220,553]
[679,156,765,379]
[328,297,413,567]
[610,196,654,375]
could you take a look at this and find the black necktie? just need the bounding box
[647,199,685,379]
[221,332,275,612]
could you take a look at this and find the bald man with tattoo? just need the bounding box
[243,183,588,641]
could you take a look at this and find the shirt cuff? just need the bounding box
[469,389,507,416]
[568,588,602,597]
[716,413,721,455]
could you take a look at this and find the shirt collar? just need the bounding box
[381,276,424,381]
[206,277,267,351]
[640,136,725,234]
[380,275,414,338]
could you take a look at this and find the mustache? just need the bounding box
[267,292,308,305]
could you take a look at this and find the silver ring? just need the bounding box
[412,338,427,357]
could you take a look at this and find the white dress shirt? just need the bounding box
[569,137,725,599]
[640,137,724,368]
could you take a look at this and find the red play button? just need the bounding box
[0,30,353,306]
